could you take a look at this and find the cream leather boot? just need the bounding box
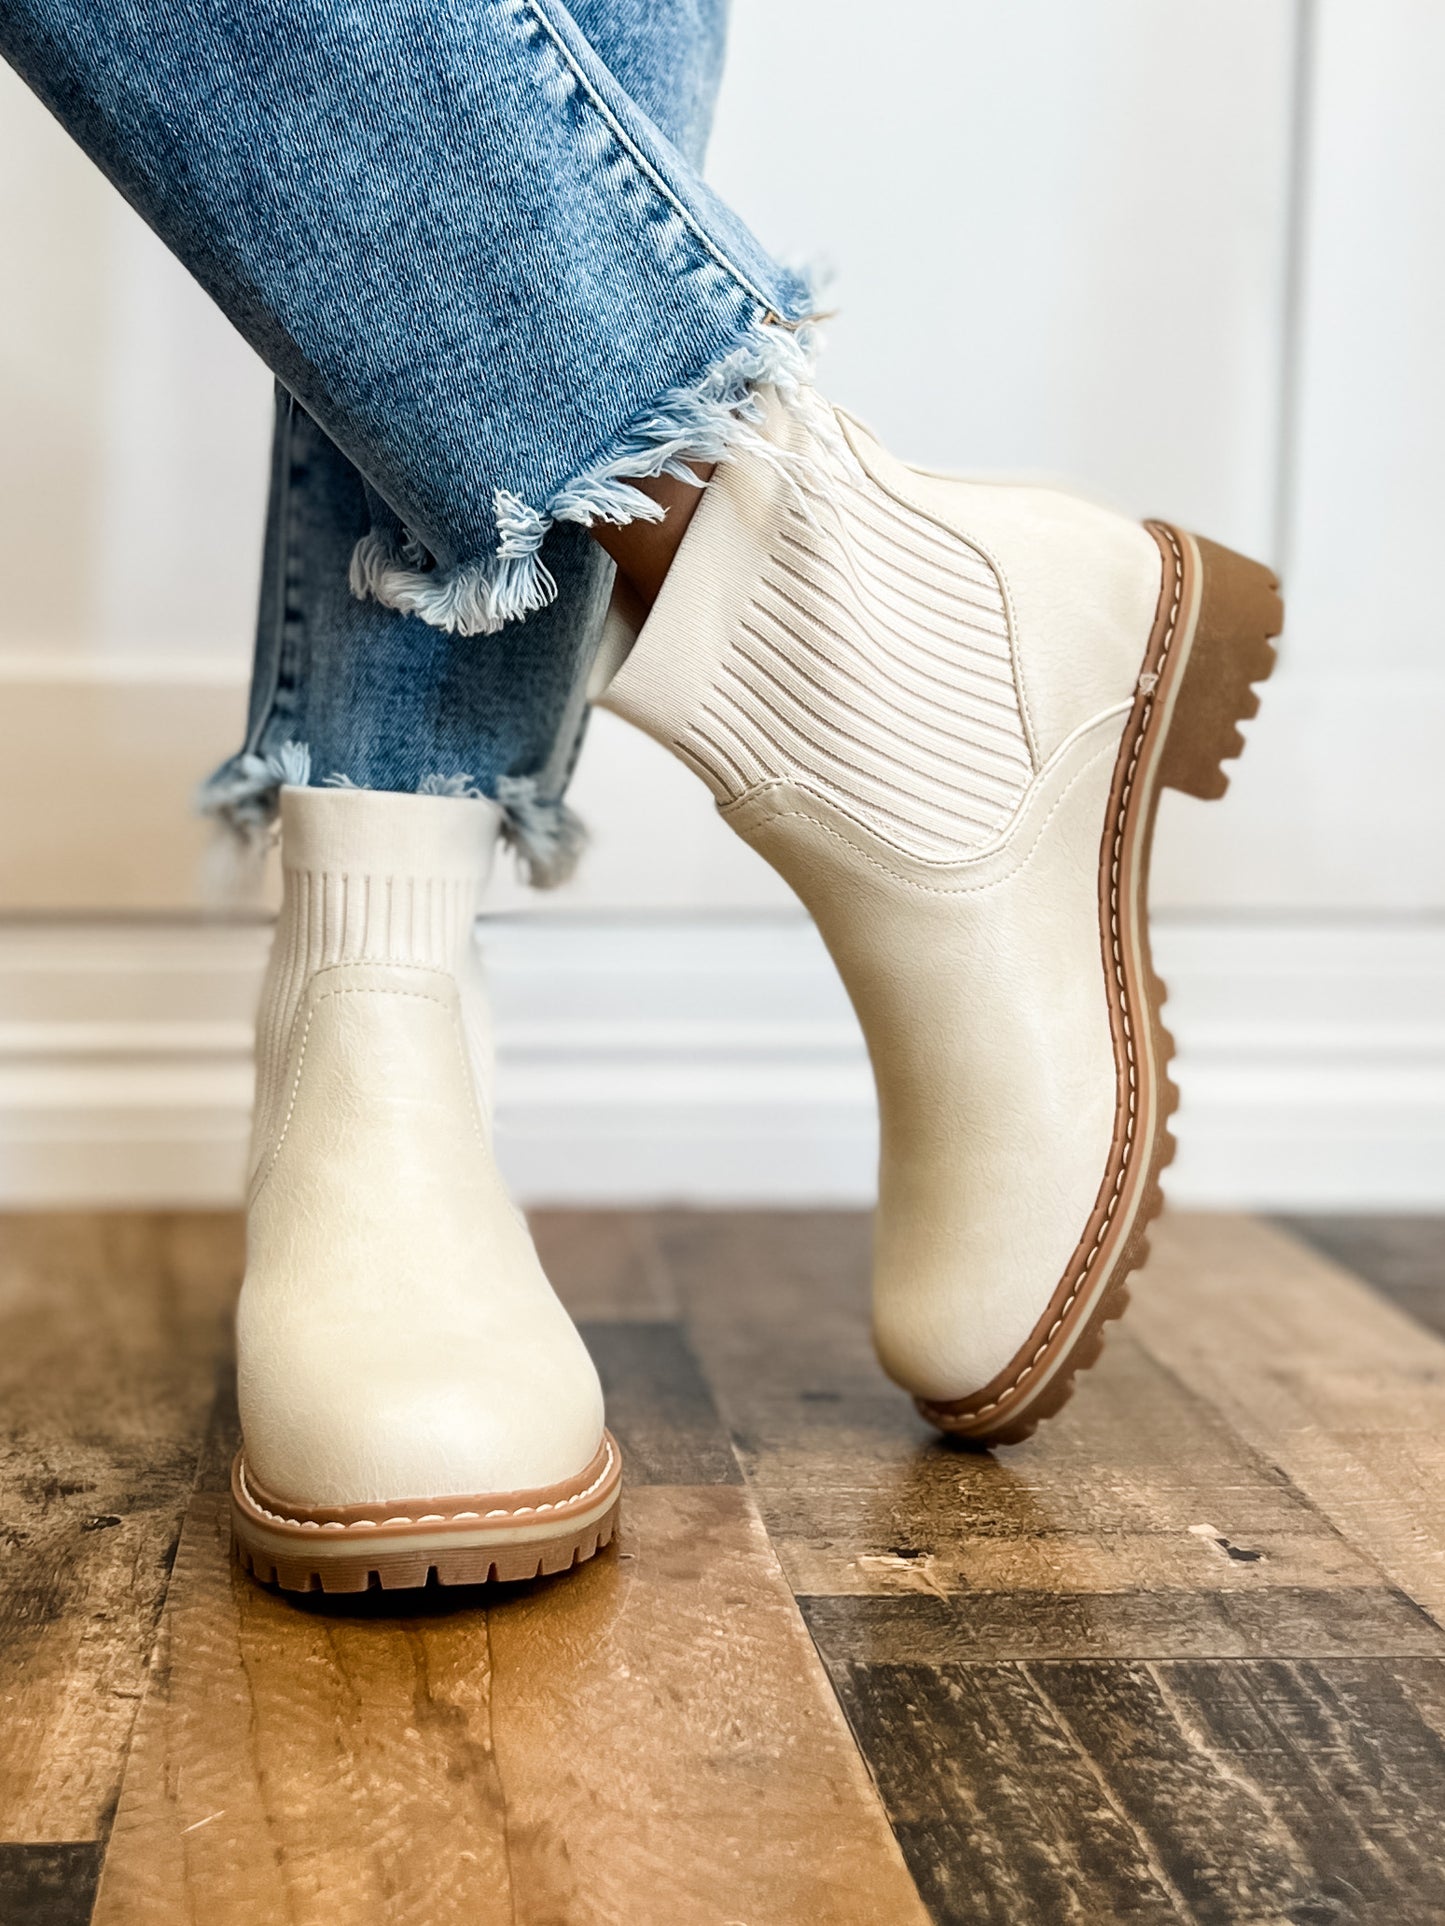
[230,785,619,1590]
[598,394,1280,1444]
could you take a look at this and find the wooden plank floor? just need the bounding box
[2,1210,1443,1924]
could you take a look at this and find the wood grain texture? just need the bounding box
[481,1484,926,1926]
[92,1413,925,1925]
[0,1212,237,1842]
[802,1586,1445,1665]
[827,1660,1195,1925]
[655,1209,1445,1918]
[830,1658,1445,1926]
[1133,1213,1445,1627]
[93,1487,513,1926]
[654,1213,1414,1647]
[1037,1658,1445,1924]
[10,1206,1445,1926]
[652,1209,880,1397]
[719,1325,1394,1620]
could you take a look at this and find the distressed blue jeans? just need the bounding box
[0,0,811,879]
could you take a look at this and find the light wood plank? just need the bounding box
[94,1489,514,1925]
[93,1417,925,1924]
[0,1212,237,1841]
[1133,1213,1445,1625]
[484,1485,925,1926]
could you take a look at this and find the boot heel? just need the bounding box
[1153,529,1282,800]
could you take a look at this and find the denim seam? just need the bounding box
[253,397,310,759]
[273,404,311,747]
[516,0,780,316]
[242,396,298,757]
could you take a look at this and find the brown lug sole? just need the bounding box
[918,524,1282,1447]
[231,1430,623,1594]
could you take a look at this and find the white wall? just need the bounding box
[0,63,271,909]
[1,0,1442,1203]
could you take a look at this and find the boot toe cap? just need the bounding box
[238,1320,606,1510]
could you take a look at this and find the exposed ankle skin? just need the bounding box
[591,463,715,608]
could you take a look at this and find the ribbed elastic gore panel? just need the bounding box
[677,436,1032,859]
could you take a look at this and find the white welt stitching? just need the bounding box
[238,1438,617,1533]
[920,525,1185,1424]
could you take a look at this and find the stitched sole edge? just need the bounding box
[917,525,1282,1446]
[234,1498,620,1593]
[231,1437,623,1594]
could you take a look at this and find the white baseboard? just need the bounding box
[1,913,1442,1209]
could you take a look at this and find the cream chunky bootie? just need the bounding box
[231,785,619,1590]
[599,394,1280,1444]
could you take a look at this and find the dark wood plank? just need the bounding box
[1280,1214,1445,1339]
[825,1661,1189,1925]
[0,1212,238,1842]
[579,1321,740,1486]
[802,1586,1445,1665]
[829,1658,1445,1926]
[652,1209,879,1398]
[0,1843,103,1926]
[1038,1658,1445,1925]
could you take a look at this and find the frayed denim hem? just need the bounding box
[348,313,816,639]
[494,774,586,886]
[196,746,585,889]
[403,769,587,887]
[198,741,313,843]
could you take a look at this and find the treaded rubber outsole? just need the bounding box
[231,1431,624,1595]
[234,1496,620,1595]
[918,525,1281,1447]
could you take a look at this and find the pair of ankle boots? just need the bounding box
[231,395,1280,1593]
